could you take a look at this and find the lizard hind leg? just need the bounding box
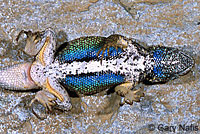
[96,34,129,64]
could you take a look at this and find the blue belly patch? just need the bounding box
[61,72,125,94]
[56,36,123,63]
[59,46,122,63]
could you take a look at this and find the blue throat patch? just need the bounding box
[153,49,164,78]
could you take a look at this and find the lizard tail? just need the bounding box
[0,62,38,90]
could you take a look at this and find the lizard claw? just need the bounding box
[115,82,144,105]
[16,30,45,56]
[119,89,145,106]
[124,89,145,105]
[29,90,57,112]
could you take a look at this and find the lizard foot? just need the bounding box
[122,89,145,105]
[16,30,45,56]
[97,34,129,64]
[30,90,57,113]
[115,82,144,105]
[115,82,132,97]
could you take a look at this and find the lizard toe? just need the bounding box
[30,90,57,112]
[124,89,145,104]
[114,82,133,97]
[115,86,129,97]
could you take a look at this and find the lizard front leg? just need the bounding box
[27,28,72,112]
[115,82,144,105]
[44,77,72,111]
[30,90,57,112]
[30,77,72,112]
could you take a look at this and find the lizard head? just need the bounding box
[144,46,194,83]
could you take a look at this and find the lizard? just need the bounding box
[0,28,194,117]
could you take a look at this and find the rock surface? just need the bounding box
[0,0,199,133]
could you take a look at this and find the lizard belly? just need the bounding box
[46,59,127,94]
[46,53,146,95]
[45,39,147,95]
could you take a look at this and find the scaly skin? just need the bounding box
[0,62,38,90]
[0,28,194,116]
